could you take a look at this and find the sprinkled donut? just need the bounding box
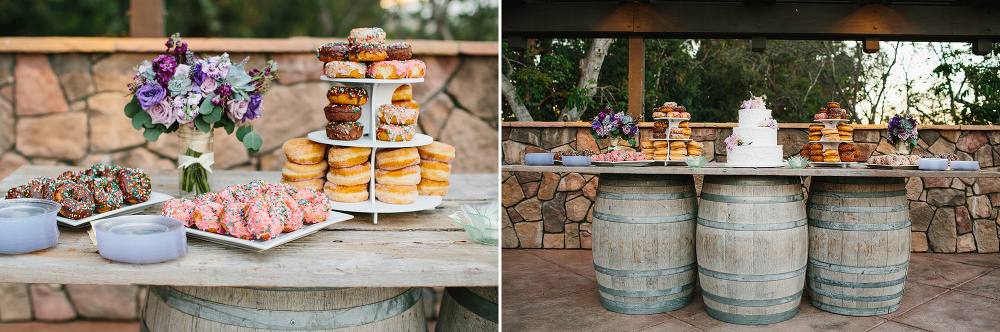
[117,168,151,204]
[54,181,95,220]
[220,202,252,240]
[162,198,195,226]
[193,202,224,234]
[90,177,123,213]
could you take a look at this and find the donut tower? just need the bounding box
[802,102,857,167]
[644,102,703,163]
[307,27,445,224]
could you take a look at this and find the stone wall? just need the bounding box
[501,122,1000,254]
[0,37,499,181]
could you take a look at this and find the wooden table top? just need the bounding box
[503,163,1000,178]
[0,166,499,288]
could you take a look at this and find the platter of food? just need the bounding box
[591,161,655,167]
[57,192,173,228]
[185,210,353,252]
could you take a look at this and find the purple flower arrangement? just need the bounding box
[590,106,639,147]
[124,33,278,153]
[887,114,918,149]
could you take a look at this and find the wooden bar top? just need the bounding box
[0,166,499,288]
[502,164,1000,178]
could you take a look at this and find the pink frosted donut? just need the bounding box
[378,104,418,125]
[220,202,252,240]
[324,61,367,79]
[246,200,281,240]
[193,202,224,234]
[282,198,305,232]
[348,27,386,45]
[161,198,195,227]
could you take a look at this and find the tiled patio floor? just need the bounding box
[502,249,1000,332]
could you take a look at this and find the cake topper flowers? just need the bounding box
[741,93,767,110]
[590,106,639,151]
[724,133,751,152]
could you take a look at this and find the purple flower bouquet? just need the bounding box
[590,107,638,150]
[887,115,918,154]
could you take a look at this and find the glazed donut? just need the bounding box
[118,168,151,204]
[348,27,386,45]
[679,121,689,128]
[324,103,363,123]
[317,42,349,62]
[823,157,841,162]
[392,100,418,110]
[327,86,369,105]
[326,121,364,141]
[366,60,426,79]
[161,198,195,226]
[392,84,412,101]
[386,42,412,61]
[375,164,420,186]
[376,124,415,142]
[374,184,417,205]
[348,43,388,62]
[417,141,455,163]
[90,177,123,213]
[324,182,369,203]
[838,124,854,132]
[281,178,325,191]
[54,181,94,219]
[327,162,372,186]
[417,178,448,196]
[283,138,327,165]
[324,61,367,79]
[640,141,653,149]
[377,104,419,125]
[375,147,420,171]
[823,135,840,141]
[821,128,838,135]
[823,149,839,157]
[810,149,823,156]
[281,161,328,181]
[809,155,824,162]
[827,102,841,109]
[808,124,824,132]
[192,202,224,234]
[420,160,451,182]
[687,141,704,149]
[328,146,372,168]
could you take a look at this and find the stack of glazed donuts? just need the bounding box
[325,86,368,140]
[416,142,455,196]
[5,164,151,220]
[325,145,373,203]
[374,147,421,204]
[376,84,419,142]
[317,27,426,80]
[281,138,328,191]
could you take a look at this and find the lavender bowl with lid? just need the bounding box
[0,198,61,254]
[94,215,187,264]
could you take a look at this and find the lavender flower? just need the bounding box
[147,99,176,126]
[226,98,249,123]
[245,94,263,121]
[136,83,167,109]
[191,62,205,86]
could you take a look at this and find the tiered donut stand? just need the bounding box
[812,118,853,168]
[307,76,442,224]
[651,116,690,165]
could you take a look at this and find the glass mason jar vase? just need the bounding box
[177,126,214,198]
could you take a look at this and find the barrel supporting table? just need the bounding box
[435,287,498,331]
[807,176,910,316]
[592,174,698,314]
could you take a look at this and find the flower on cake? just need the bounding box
[758,117,778,129]
[724,133,751,152]
[741,93,767,110]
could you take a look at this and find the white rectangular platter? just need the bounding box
[56,191,173,228]
[184,210,354,252]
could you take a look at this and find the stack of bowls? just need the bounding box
[0,199,61,254]
[94,215,187,264]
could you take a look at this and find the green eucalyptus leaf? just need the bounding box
[242,132,262,153]
[143,127,163,142]
[124,96,142,117]
[235,125,250,141]
[199,93,217,115]
[203,103,224,123]
[223,119,235,135]
[131,111,151,130]
[194,116,211,133]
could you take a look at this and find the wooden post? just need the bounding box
[129,0,165,38]
[752,36,767,52]
[973,38,994,55]
[864,37,880,53]
[628,35,645,121]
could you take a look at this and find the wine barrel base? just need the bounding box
[704,305,799,325]
[600,291,694,315]
[436,287,498,332]
[809,299,900,317]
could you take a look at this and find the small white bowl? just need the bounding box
[562,155,592,166]
[950,160,981,171]
[0,199,61,254]
[94,215,187,264]
[524,153,554,165]
[918,158,949,171]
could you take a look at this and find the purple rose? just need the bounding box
[226,98,249,123]
[245,94,263,121]
[147,99,176,126]
[136,84,167,109]
[200,77,217,97]
[191,63,205,86]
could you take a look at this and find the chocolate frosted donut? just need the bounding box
[348,43,388,62]
[324,103,363,122]
[317,42,349,62]
[326,121,364,141]
[327,86,369,105]
[386,42,412,61]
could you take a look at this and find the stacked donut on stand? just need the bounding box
[803,102,856,167]
[280,138,328,191]
[417,142,455,196]
[648,102,701,164]
[306,27,450,224]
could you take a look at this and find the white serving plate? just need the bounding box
[50,191,173,228]
[320,76,424,84]
[809,161,854,168]
[591,161,655,167]
[307,131,433,148]
[860,163,918,170]
[815,140,853,143]
[185,210,354,252]
[328,195,442,213]
[725,163,786,168]
[660,160,689,166]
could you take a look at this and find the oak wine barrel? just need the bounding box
[435,287,498,331]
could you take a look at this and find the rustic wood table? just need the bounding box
[502,163,1000,178]
[0,166,499,331]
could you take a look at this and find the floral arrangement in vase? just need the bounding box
[887,114,918,155]
[590,106,638,151]
[122,33,278,196]
[724,133,751,152]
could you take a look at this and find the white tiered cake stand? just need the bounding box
[811,118,854,168]
[308,76,442,224]
[651,117,691,165]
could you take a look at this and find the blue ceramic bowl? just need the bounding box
[525,153,554,165]
[562,155,592,166]
[0,199,61,254]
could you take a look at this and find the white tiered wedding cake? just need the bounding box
[726,96,783,166]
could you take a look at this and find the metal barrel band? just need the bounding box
[807,203,909,213]
[698,265,806,282]
[446,287,498,324]
[703,176,800,186]
[700,192,805,204]
[810,299,901,317]
[148,286,421,330]
[810,285,905,302]
[600,294,693,315]
[238,287,347,291]
[594,211,697,224]
[702,289,803,307]
[814,177,905,185]
[809,190,907,199]
[808,218,911,231]
[808,259,910,274]
[599,282,694,298]
[698,217,806,231]
[807,273,907,288]
[594,262,696,278]
[704,304,799,325]
[596,191,696,201]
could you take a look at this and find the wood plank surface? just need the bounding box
[503,164,1000,178]
[0,166,499,287]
